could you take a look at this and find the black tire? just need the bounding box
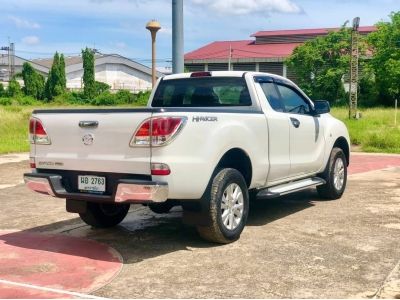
[197,168,249,244]
[79,202,130,228]
[317,147,347,200]
[148,202,174,214]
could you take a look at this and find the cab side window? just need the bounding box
[276,84,311,115]
[260,82,285,112]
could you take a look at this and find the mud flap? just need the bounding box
[66,199,87,214]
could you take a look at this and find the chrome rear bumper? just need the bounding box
[24,173,168,204]
[115,182,168,203]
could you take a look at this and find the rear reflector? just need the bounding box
[130,116,187,147]
[191,71,211,78]
[29,157,36,169]
[29,118,51,145]
[151,163,171,176]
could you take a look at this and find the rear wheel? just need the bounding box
[317,147,347,200]
[197,168,249,244]
[79,202,130,228]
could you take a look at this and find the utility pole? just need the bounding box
[228,45,232,71]
[172,0,184,74]
[10,43,15,79]
[349,17,360,119]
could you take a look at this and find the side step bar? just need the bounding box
[256,177,326,199]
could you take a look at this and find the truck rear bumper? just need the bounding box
[24,173,168,203]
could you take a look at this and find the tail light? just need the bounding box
[29,118,51,145]
[130,116,187,147]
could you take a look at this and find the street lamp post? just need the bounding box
[146,20,161,88]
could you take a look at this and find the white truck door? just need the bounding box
[255,79,291,183]
[274,83,325,177]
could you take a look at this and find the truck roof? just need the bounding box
[162,71,288,81]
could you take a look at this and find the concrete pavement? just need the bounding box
[0,152,399,298]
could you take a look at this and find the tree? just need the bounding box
[59,54,67,90]
[0,83,4,96]
[82,47,95,99]
[22,62,45,99]
[368,11,400,106]
[7,78,22,97]
[286,25,352,104]
[44,52,66,100]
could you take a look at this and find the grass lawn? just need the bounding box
[331,107,400,154]
[0,105,399,154]
[0,106,33,154]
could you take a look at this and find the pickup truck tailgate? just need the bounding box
[32,109,152,174]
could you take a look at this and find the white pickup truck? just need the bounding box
[24,71,350,243]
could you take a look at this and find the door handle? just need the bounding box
[79,121,99,128]
[290,117,300,128]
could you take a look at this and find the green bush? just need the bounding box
[0,95,41,106]
[7,79,22,97]
[16,96,41,106]
[0,83,4,96]
[53,92,83,105]
[134,91,150,106]
[115,90,134,104]
[0,97,12,105]
[0,88,151,107]
[92,91,117,106]
[95,81,111,95]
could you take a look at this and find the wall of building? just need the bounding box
[67,63,153,92]
[185,62,297,81]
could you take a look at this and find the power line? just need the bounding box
[14,50,172,63]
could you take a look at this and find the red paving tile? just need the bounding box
[0,283,68,299]
[349,154,400,175]
[0,230,122,299]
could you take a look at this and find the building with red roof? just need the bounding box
[184,26,376,80]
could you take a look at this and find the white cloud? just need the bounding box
[8,15,41,29]
[190,0,303,15]
[22,36,40,45]
[115,42,127,49]
[159,27,172,35]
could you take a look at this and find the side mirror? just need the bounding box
[313,100,330,115]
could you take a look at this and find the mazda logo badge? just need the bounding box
[82,134,94,146]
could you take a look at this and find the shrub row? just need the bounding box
[0,90,151,107]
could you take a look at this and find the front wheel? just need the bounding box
[79,202,130,228]
[197,168,249,244]
[317,147,347,200]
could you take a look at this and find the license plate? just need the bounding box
[78,175,106,193]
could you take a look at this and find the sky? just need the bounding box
[0,0,398,68]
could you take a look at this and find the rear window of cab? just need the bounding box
[151,77,252,107]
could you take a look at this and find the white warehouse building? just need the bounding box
[0,53,163,92]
